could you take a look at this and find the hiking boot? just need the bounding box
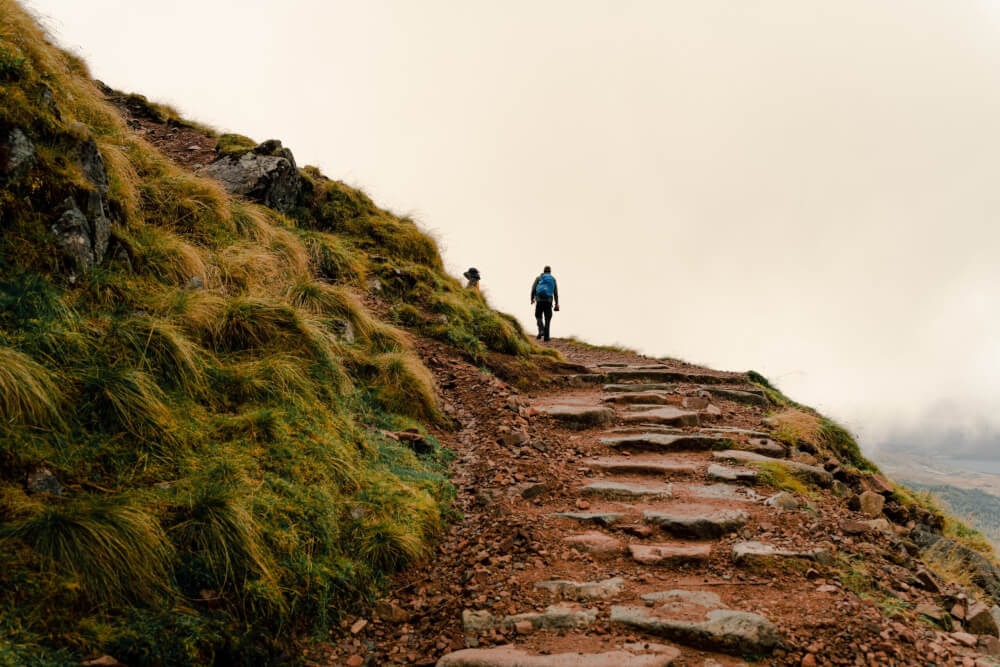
[536,333,543,340]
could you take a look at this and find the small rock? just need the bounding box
[858,490,885,517]
[765,492,799,511]
[514,620,533,634]
[375,600,409,623]
[346,656,364,667]
[967,601,999,637]
[952,631,978,647]
[350,618,367,634]
[801,654,817,667]
[27,467,63,496]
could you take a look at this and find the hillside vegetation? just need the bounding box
[0,2,549,663]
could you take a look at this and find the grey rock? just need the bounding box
[534,404,616,428]
[629,542,713,564]
[611,605,781,654]
[603,392,674,405]
[643,507,749,538]
[913,528,1000,602]
[858,490,885,517]
[78,137,109,194]
[588,457,698,476]
[1,128,35,177]
[462,604,598,633]
[622,406,700,427]
[732,541,830,564]
[26,467,62,496]
[640,590,724,608]
[552,512,624,527]
[200,140,301,212]
[563,531,623,555]
[764,492,799,511]
[601,433,726,452]
[711,450,832,487]
[966,601,999,637]
[605,370,736,385]
[684,483,760,502]
[603,383,676,393]
[331,318,356,344]
[701,387,769,407]
[535,576,625,600]
[579,480,672,500]
[707,464,758,482]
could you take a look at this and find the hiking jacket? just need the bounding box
[531,274,559,305]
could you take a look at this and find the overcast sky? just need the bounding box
[22,0,1000,460]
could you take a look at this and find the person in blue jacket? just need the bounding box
[530,266,559,341]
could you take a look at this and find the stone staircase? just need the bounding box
[437,366,832,666]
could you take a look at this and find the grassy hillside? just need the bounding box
[0,3,547,663]
[904,482,1000,548]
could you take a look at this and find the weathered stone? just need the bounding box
[858,491,885,517]
[701,387,769,407]
[711,450,832,486]
[552,512,624,527]
[535,577,625,600]
[535,404,616,428]
[622,407,700,427]
[602,433,726,452]
[374,600,409,623]
[1,127,34,177]
[200,140,301,212]
[681,396,710,410]
[603,392,674,405]
[515,481,549,500]
[26,467,62,496]
[684,483,760,503]
[967,602,999,637]
[499,430,529,447]
[563,531,623,555]
[740,438,787,457]
[952,632,978,647]
[764,492,799,511]
[913,528,1000,601]
[588,457,698,476]
[437,646,680,667]
[605,370,736,385]
[629,542,713,565]
[579,480,672,500]
[839,519,870,535]
[611,605,781,654]
[707,464,757,482]
[462,604,598,633]
[603,383,675,393]
[643,507,749,539]
[732,541,830,564]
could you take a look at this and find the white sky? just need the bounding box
[22,0,1000,458]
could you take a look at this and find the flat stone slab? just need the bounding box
[622,407,700,427]
[629,543,713,565]
[535,576,626,600]
[535,404,616,427]
[603,392,674,405]
[588,457,698,476]
[643,507,749,538]
[640,590,724,609]
[706,464,758,482]
[606,370,738,385]
[712,450,832,487]
[601,433,724,452]
[739,437,787,457]
[564,531,623,555]
[579,480,673,500]
[703,427,771,438]
[681,483,761,503]
[463,604,598,633]
[604,383,676,393]
[732,541,832,564]
[700,387,769,407]
[611,604,781,655]
[438,645,680,666]
[552,512,624,527]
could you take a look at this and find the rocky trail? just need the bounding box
[314,340,1000,666]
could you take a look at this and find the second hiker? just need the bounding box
[530,265,559,341]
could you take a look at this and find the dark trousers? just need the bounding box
[534,300,553,340]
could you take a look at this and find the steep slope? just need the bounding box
[0,3,559,664]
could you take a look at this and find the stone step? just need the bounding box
[643,506,749,539]
[732,541,833,565]
[738,437,787,457]
[564,531,623,555]
[552,511,625,527]
[438,645,680,666]
[621,407,700,427]
[605,370,740,385]
[535,404,616,428]
[629,542,713,565]
[535,576,626,600]
[601,433,725,452]
[611,590,781,655]
[677,483,761,503]
[463,604,598,633]
[702,426,772,438]
[706,463,758,482]
[712,450,832,487]
[579,480,673,500]
[699,387,770,407]
[603,383,675,393]
[587,457,699,477]
[603,392,674,405]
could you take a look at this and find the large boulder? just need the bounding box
[199,139,301,212]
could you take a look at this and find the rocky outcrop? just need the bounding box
[199,139,301,212]
[48,137,113,276]
[913,528,1000,603]
[0,127,35,178]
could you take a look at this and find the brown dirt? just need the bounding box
[306,339,996,666]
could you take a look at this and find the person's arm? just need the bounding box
[553,278,559,306]
[530,276,539,302]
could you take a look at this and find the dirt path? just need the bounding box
[312,340,992,666]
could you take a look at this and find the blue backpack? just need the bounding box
[535,273,555,299]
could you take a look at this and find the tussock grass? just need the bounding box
[0,347,63,428]
[3,500,172,604]
[752,461,813,497]
[79,365,176,446]
[368,353,440,422]
[127,225,209,286]
[299,230,367,285]
[108,314,208,393]
[769,406,877,472]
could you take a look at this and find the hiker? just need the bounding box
[530,266,559,341]
[463,267,481,290]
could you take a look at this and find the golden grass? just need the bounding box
[771,407,821,445]
[111,314,208,394]
[752,461,814,497]
[0,347,64,428]
[129,224,210,286]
